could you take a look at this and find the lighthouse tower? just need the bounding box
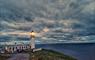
[30,31,36,49]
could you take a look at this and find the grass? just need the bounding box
[0,49,77,60]
[29,49,77,60]
[0,53,11,60]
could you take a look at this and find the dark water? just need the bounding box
[36,43,95,60]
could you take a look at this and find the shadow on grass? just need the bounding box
[0,53,11,60]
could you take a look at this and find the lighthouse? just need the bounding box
[30,31,36,49]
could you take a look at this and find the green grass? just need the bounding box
[29,49,77,60]
[0,49,77,60]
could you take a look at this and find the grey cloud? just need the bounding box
[0,0,95,44]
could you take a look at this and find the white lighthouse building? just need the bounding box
[30,31,36,49]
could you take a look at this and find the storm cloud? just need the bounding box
[0,0,95,44]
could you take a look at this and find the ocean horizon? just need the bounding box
[36,43,95,60]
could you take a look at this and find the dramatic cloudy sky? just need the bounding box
[0,0,95,45]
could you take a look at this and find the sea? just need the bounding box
[36,43,95,60]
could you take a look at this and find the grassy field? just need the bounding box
[29,49,77,60]
[0,49,77,60]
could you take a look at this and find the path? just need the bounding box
[7,53,29,60]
